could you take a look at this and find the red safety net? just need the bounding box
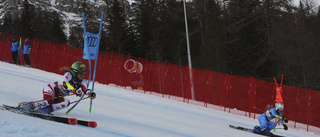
[1,34,319,133]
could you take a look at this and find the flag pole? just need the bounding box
[183,0,194,99]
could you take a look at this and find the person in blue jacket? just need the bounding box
[253,102,288,134]
[21,39,31,67]
[11,37,20,64]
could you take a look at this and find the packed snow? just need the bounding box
[0,61,318,137]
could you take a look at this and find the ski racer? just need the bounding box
[253,102,288,134]
[17,62,96,113]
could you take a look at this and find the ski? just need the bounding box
[0,105,97,128]
[0,104,78,125]
[78,120,97,128]
[229,125,285,137]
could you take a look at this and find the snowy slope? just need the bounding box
[0,61,317,137]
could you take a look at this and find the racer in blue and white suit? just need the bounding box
[253,103,288,133]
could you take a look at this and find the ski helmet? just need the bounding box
[71,62,86,77]
[25,39,29,42]
[275,102,284,111]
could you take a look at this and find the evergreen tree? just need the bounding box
[106,0,131,54]
[20,0,36,38]
[156,0,187,64]
[68,25,83,48]
[34,10,51,41]
[50,11,67,43]
[81,0,98,33]
[135,0,157,59]
[68,0,97,48]
[222,0,269,77]
[33,9,66,43]
[191,0,224,71]
[0,13,13,34]
[283,0,320,89]
[124,25,139,57]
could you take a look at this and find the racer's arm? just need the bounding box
[270,108,285,124]
[80,79,88,93]
[57,72,73,94]
[80,80,96,99]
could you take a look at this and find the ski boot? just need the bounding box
[252,125,261,132]
[262,127,273,135]
[16,102,34,111]
[33,106,52,114]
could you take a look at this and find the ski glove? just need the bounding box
[283,124,288,130]
[86,89,96,99]
[72,88,83,97]
[283,118,288,123]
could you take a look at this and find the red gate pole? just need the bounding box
[167,68,177,99]
[247,77,254,118]
[221,74,228,108]
[226,74,232,113]
[253,78,257,119]
[144,59,152,94]
[204,69,212,107]
[307,89,311,131]
[293,85,300,128]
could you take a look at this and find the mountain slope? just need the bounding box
[0,61,318,137]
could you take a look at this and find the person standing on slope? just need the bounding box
[20,39,31,67]
[11,37,20,64]
[253,102,288,134]
[17,62,96,113]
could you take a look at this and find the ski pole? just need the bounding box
[253,106,265,113]
[254,106,277,117]
[254,106,286,121]
[70,96,90,104]
[66,94,86,114]
[274,128,284,130]
[273,127,285,133]
[64,81,88,114]
[17,37,22,65]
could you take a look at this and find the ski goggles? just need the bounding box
[78,71,86,75]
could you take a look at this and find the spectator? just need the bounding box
[11,37,20,64]
[21,39,31,67]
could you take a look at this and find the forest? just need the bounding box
[1,0,320,91]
